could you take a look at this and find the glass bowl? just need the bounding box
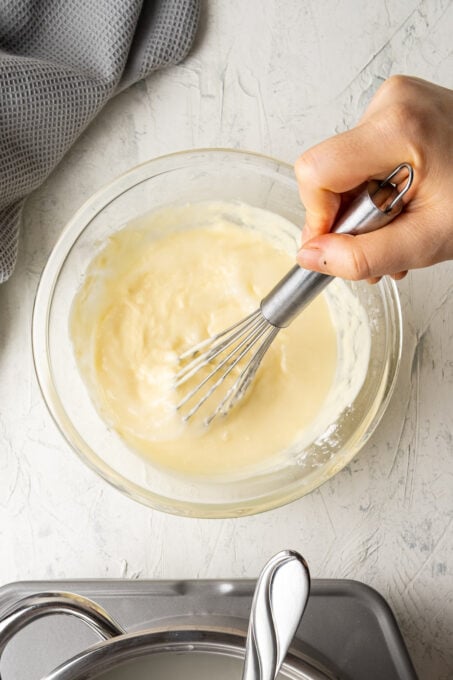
[32,149,402,518]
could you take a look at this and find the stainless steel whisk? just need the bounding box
[176,163,413,425]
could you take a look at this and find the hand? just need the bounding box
[295,76,453,282]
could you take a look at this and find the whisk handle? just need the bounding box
[260,163,413,328]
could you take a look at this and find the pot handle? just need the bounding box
[0,591,125,676]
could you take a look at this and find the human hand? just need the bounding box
[295,76,453,281]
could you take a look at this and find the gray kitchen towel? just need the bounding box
[0,0,200,283]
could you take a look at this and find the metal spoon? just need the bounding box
[242,550,311,680]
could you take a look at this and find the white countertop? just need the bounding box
[1,1,452,678]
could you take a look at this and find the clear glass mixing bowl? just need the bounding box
[32,149,402,518]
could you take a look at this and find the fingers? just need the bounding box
[296,212,426,280]
[295,76,453,277]
[391,270,408,280]
[295,119,415,238]
[366,271,407,285]
[299,186,366,245]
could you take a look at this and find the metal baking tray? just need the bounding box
[0,578,417,680]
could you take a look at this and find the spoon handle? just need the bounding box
[242,550,311,680]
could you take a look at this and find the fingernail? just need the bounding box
[297,245,325,270]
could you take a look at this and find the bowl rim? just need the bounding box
[31,147,403,519]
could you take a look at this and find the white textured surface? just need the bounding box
[0,1,452,678]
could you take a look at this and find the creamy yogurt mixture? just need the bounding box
[70,201,369,478]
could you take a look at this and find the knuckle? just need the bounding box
[386,102,422,136]
[380,74,413,98]
[373,77,430,158]
[376,101,426,161]
[295,150,321,186]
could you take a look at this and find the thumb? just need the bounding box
[296,215,424,280]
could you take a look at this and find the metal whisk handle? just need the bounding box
[260,163,413,328]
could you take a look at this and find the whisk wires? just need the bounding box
[175,309,279,425]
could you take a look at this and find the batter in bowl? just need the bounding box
[70,202,339,477]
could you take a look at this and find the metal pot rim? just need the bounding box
[44,625,334,680]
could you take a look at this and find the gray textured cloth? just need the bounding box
[0,0,199,283]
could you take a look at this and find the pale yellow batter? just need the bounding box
[70,202,338,477]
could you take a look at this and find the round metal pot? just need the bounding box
[0,592,336,679]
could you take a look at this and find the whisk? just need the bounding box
[176,163,413,425]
